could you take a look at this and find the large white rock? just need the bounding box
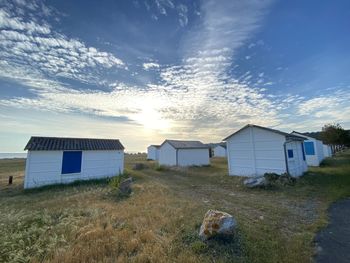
[199,210,237,241]
[243,176,266,188]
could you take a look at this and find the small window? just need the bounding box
[287,149,294,158]
[62,151,82,174]
[304,141,315,155]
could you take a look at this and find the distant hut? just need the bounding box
[213,142,227,157]
[147,145,160,160]
[24,136,124,189]
[158,140,210,166]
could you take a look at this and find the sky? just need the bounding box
[0,0,350,152]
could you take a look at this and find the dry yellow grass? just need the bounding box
[1,152,349,263]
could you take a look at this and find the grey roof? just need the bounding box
[149,144,161,148]
[291,131,316,140]
[162,139,209,149]
[25,136,124,151]
[207,142,226,149]
[223,124,305,141]
[217,142,227,149]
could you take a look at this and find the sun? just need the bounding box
[133,97,171,131]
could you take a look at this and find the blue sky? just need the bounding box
[0,0,349,152]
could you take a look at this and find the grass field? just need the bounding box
[0,151,349,263]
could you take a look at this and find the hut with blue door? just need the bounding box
[224,124,308,177]
[24,136,124,189]
[291,131,325,166]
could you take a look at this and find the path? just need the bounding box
[315,198,350,263]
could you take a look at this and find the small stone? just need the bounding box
[119,177,132,194]
[243,176,267,188]
[259,215,264,220]
[199,209,237,241]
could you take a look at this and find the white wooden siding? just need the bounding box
[323,144,332,157]
[147,146,159,160]
[226,126,307,177]
[213,146,226,157]
[286,141,308,177]
[303,139,324,166]
[24,150,124,189]
[159,142,176,166]
[177,148,209,166]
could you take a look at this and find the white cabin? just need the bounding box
[323,144,332,158]
[213,143,227,157]
[158,140,210,166]
[291,132,325,166]
[224,125,307,177]
[147,145,160,160]
[24,136,124,189]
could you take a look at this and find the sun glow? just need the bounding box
[133,97,171,131]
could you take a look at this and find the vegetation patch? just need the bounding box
[264,172,297,188]
[0,151,349,262]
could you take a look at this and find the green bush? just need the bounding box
[108,171,133,198]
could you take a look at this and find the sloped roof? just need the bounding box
[25,136,124,151]
[223,124,305,141]
[217,142,227,149]
[148,144,161,148]
[291,131,317,140]
[161,139,209,149]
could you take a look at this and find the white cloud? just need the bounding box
[0,6,125,87]
[143,62,160,70]
[1,0,350,152]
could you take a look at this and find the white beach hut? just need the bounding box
[147,145,160,160]
[158,140,210,166]
[291,131,325,166]
[24,136,124,189]
[224,124,307,177]
[323,144,332,158]
[213,143,227,157]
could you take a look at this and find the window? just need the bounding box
[301,143,306,160]
[62,151,82,174]
[287,149,294,158]
[304,141,315,155]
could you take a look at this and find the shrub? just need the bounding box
[108,171,133,197]
[263,172,296,187]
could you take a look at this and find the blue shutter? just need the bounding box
[304,142,315,155]
[62,151,82,174]
[287,149,294,158]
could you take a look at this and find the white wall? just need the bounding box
[147,146,159,160]
[323,144,332,158]
[290,132,325,167]
[304,138,324,166]
[286,141,308,177]
[24,150,124,189]
[159,142,176,166]
[226,126,287,177]
[213,146,226,157]
[178,148,210,166]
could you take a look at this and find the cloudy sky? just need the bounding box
[1,0,349,152]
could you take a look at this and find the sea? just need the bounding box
[0,153,27,159]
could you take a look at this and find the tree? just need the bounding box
[320,123,350,146]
